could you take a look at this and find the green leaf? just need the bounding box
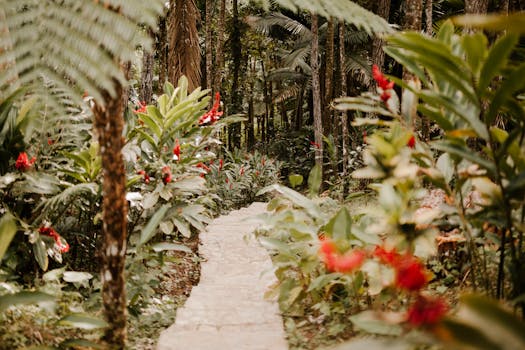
[138,204,170,246]
[433,141,496,175]
[259,237,292,256]
[461,33,488,76]
[308,164,322,197]
[324,207,352,241]
[58,313,109,330]
[33,238,49,271]
[436,153,454,184]
[151,242,192,254]
[452,12,525,34]
[440,318,503,350]
[259,184,323,219]
[0,213,17,261]
[288,174,303,188]
[63,271,93,283]
[307,273,341,292]
[478,33,518,96]
[349,310,402,336]
[485,62,525,125]
[43,267,66,282]
[173,217,191,238]
[60,339,104,349]
[0,291,55,312]
[138,108,162,139]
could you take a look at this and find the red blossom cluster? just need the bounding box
[134,101,147,114]
[407,135,416,148]
[320,240,366,273]
[198,92,223,126]
[39,226,69,253]
[15,152,36,171]
[320,242,447,327]
[372,64,395,103]
[239,166,245,176]
[310,141,321,149]
[161,166,172,184]
[219,159,224,171]
[173,139,181,161]
[137,170,150,184]
[196,162,211,177]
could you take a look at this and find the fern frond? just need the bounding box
[254,0,392,34]
[0,0,164,106]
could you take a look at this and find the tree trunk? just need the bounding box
[311,13,324,183]
[156,16,168,91]
[465,0,489,13]
[371,0,391,68]
[168,0,201,90]
[247,58,255,150]
[294,81,305,131]
[213,0,226,94]
[229,0,242,150]
[324,17,335,137]
[425,0,433,35]
[339,20,349,198]
[140,45,154,104]
[92,69,128,350]
[205,0,213,92]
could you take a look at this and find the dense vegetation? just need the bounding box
[1,0,525,349]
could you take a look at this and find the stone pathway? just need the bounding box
[157,202,288,350]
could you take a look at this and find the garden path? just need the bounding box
[157,202,288,350]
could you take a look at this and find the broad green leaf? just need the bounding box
[485,62,525,125]
[173,217,191,238]
[461,33,488,76]
[0,213,17,261]
[0,291,55,312]
[60,339,104,349]
[453,12,525,34]
[259,237,292,256]
[308,164,322,197]
[440,318,503,350]
[63,271,93,283]
[433,141,496,175]
[259,184,323,219]
[138,204,170,246]
[151,242,192,254]
[159,220,174,235]
[307,273,341,292]
[33,238,49,271]
[324,207,352,241]
[138,108,162,139]
[349,310,402,336]
[418,105,454,131]
[58,313,109,330]
[288,174,303,188]
[478,33,518,96]
[436,153,454,184]
[43,267,66,282]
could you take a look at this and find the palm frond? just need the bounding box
[0,0,164,105]
[254,0,392,34]
[248,12,312,38]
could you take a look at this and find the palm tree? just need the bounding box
[311,12,323,180]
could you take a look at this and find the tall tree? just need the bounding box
[168,0,201,90]
[339,20,349,197]
[324,17,335,136]
[229,0,243,149]
[402,0,422,83]
[140,31,155,104]
[311,12,323,181]
[213,0,226,95]
[465,0,489,13]
[205,0,214,91]
[156,16,168,90]
[371,0,391,68]
[425,0,433,34]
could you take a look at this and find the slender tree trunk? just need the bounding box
[402,0,422,88]
[261,59,269,145]
[205,0,213,92]
[294,81,305,131]
[140,44,154,104]
[229,0,242,149]
[465,0,489,13]
[371,0,391,68]
[157,16,168,91]
[247,58,255,150]
[92,67,129,350]
[168,0,201,90]
[311,13,323,183]
[339,20,349,198]
[324,18,335,137]
[268,81,274,144]
[213,0,226,94]
[425,0,433,35]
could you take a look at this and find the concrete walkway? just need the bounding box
[157,202,288,350]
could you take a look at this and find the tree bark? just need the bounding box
[339,20,349,198]
[168,0,201,90]
[323,17,335,137]
[465,0,489,13]
[229,0,242,150]
[213,0,226,95]
[425,0,433,35]
[140,46,154,104]
[156,16,168,91]
[311,13,324,182]
[371,0,391,68]
[92,70,128,350]
[205,0,214,92]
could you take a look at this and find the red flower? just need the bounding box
[196,162,211,172]
[310,141,321,149]
[373,246,400,265]
[134,101,147,114]
[380,91,392,103]
[407,135,416,148]
[15,152,36,171]
[320,240,366,273]
[407,295,448,327]
[219,159,224,171]
[47,138,55,145]
[173,139,181,161]
[162,166,172,184]
[198,92,223,126]
[395,255,428,291]
[39,226,69,253]
[239,167,245,176]
[372,64,395,91]
[137,170,150,184]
